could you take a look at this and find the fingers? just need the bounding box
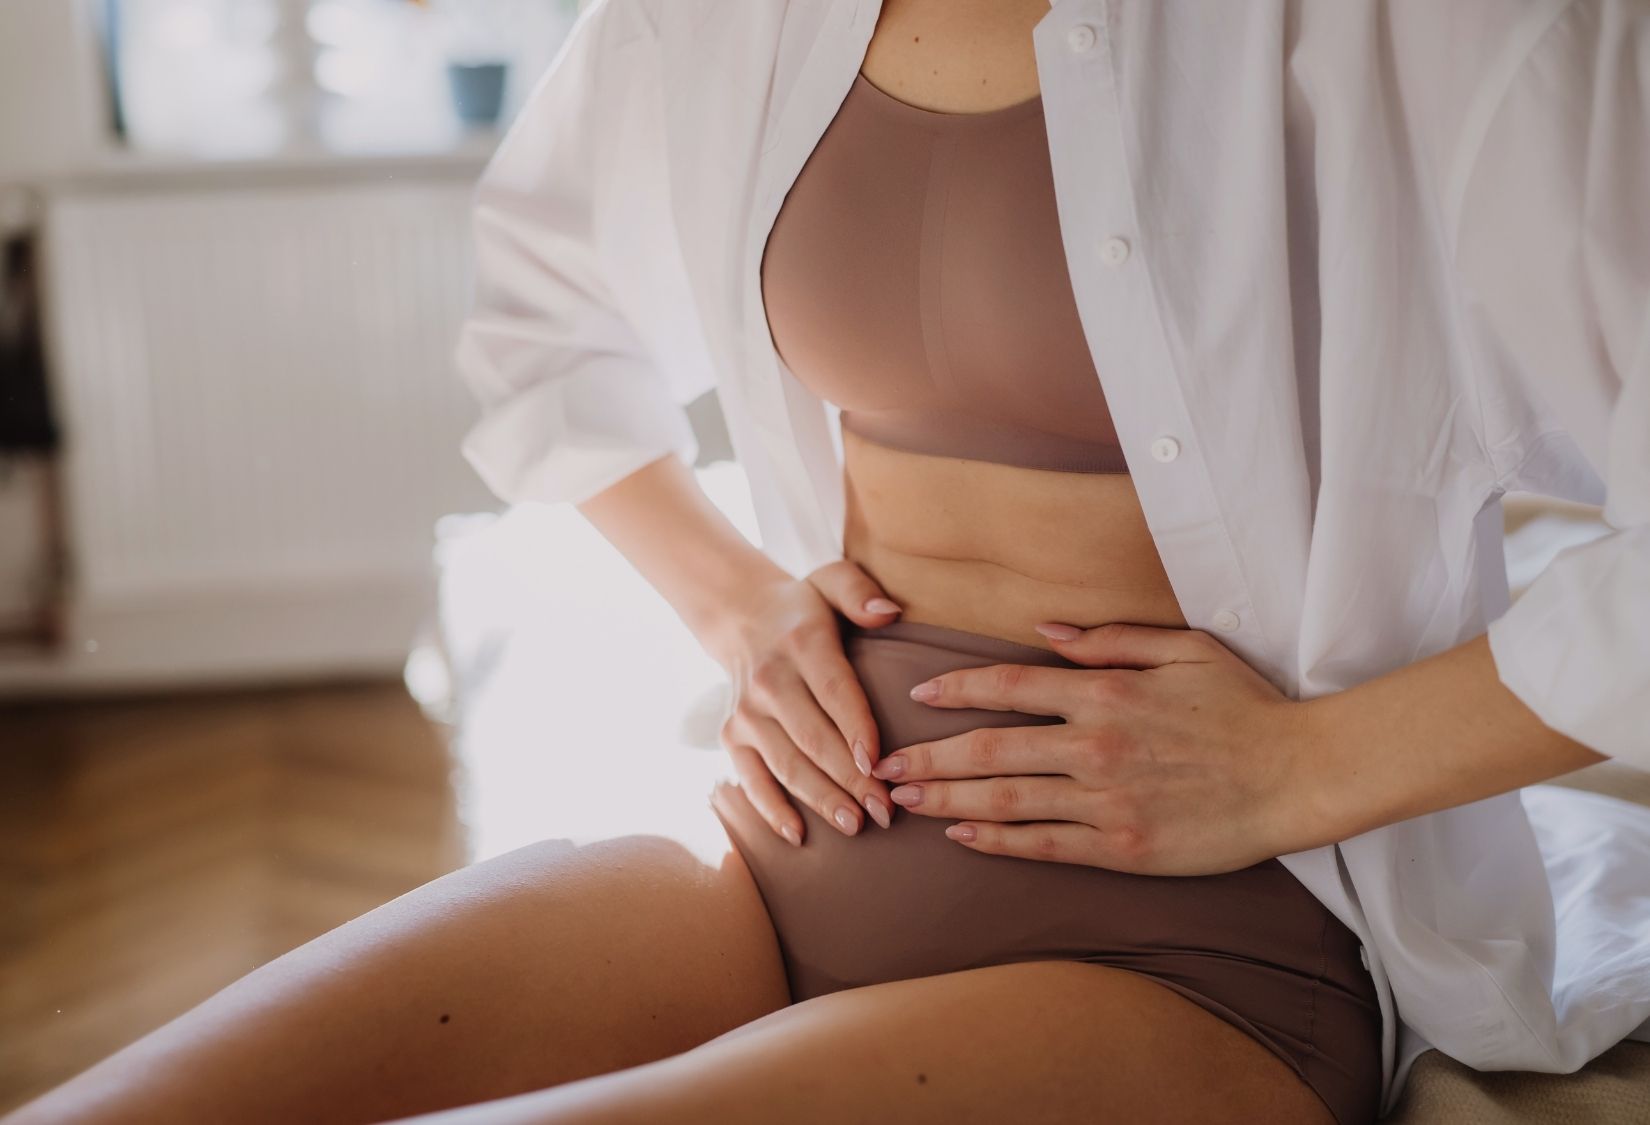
[790,627,883,773]
[760,672,892,833]
[1032,621,1226,669]
[942,820,1106,866]
[806,559,902,628]
[737,714,859,837]
[884,774,1085,823]
[729,705,886,839]
[871,723,1085,782]
[910,663,1128,717]
[726,744,804,846]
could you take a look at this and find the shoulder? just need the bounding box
[1374,2,1567,173]
[1442,1,1649,472]
[567,0,799,113]
[521,0,789,128]
[1379,1,1645,220]
[1447,0,1648,257]
[616,0,799,51]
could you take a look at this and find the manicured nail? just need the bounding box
[889,784,923,807]
[1034,622,1082,641]
[781,823,802,847]
[834,806,859,834]
[852,739,872,777]
[946,823,977,843]
[864,597,901,614]
[909,680,939,701]
[872,754,905,780]
[863,794,891,829]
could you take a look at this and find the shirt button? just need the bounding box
[1149,435,1180,463]
[1211,609,1241,633]
[1066,23,1098,53]
[1099,236,1131,266]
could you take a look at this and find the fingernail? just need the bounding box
[864,597,901,614]
[889,784,923,807]
[852,739,872,777]
[781,823,802,847]
[1034,622,1082,641]
[834,806,859,834]
[863,794,891,829]
[946,823,976,843]
[872,754,905,780]
[909,680,939,701]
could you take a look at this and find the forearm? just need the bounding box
[573,452,791,647]
[1295,633,1608,844]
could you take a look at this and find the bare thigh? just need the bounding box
[5,812,791,1125]
[386,961,1341,1125]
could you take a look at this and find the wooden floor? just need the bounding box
[0,682,466,1115]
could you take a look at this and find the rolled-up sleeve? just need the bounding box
[1455,1,1650,768]
[454,0,702,507]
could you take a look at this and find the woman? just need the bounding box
[12,1,1650,1123]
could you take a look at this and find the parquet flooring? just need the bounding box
[0,682,465,1114]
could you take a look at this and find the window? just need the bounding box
[105,0,581,160]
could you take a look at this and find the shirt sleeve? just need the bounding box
[1455,0,1650,768]
[454,0,703,508]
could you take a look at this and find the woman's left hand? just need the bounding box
[871,621,1330,876]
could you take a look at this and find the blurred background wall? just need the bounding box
[0,0,594,691]
[0,3,103,182]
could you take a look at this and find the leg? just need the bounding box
[383,960,1344,1125]
[4,820,791,1125]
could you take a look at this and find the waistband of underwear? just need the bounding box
[838,615,1083,669]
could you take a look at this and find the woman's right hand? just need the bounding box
[700,559,905,846]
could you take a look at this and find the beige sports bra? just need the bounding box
[760,69,1127,474]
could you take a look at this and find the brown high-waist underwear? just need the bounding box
[710,616,1383,1125]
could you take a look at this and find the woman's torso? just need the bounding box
[769,0,1186,650]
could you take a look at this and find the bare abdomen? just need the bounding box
[839,427,1188,652]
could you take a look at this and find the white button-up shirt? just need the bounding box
[454,0,1650,1111]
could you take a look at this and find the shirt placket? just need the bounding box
[1039,0,1270,672]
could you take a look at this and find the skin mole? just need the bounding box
[439,1015,450,1025]
[916,1073,927,1085]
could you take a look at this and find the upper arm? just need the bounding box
[1450,0,1650,510]
[454,0,713,507]
[1452,0,1650,766]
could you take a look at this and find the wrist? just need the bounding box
[1278,694,1378,850]
[678,551,794,660]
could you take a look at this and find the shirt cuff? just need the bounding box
[1487,524,1650,771]
[459,353,699,507]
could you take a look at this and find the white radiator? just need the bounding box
[1,173,496,691]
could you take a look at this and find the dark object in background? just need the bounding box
[1,232,59,454]
[0,229,68,652]
[447,61,509,126]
